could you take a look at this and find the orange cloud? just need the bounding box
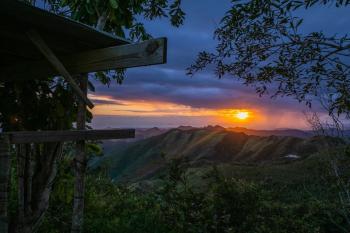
[89,94,217,117]
[89,94,309,129]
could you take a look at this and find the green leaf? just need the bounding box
[109,0,118,9]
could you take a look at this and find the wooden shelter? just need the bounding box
[0,1,167,232]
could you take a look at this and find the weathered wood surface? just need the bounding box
[0,0,129,66]
[71,75,87,233]
[0,38,167,81]
[16,144,27,233]
[26,29,94,109]
[4,129,135,144]
[0,135,10,233]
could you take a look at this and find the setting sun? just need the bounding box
[235,111,249,120]
[218,109,254,124]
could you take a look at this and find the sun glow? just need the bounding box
[235,111,249,120]
[88,95,313,129]
[219,109,252,122]
[90,94,272,126]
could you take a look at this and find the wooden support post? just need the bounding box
[71,75,87,233]
[16,144,26,233]
[26,29,94,109]
[0,135,10,233]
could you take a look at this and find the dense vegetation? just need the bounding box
[29,144,350,233]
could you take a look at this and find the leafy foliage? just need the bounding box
[42,0,185,37]
[188,0,350,118]
[0,79,78,131]
[38,157,349,233]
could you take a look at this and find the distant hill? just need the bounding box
[176,125,196,131]
[228,127,350,138]
[101,127,169,152]
[96,127,341,182]
[136,127,170,140]
[90,127,170,169]
[227,127,312,138]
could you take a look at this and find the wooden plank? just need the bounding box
[26,29,94,109]
[0,0,129,49]
[5,129,135,144]
[0,38,167,81]
[0,135,10,233]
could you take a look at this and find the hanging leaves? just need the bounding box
[188,0,350,119]
[42,0,185,86]
[109,0,118,9]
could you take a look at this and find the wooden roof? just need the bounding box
[0,0,130,66]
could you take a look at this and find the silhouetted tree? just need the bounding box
[188,0,350,118]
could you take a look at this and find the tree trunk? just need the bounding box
[71,75,87,233]
[0,135,10,233]
[96,12,108,31]
[10,142,63,233]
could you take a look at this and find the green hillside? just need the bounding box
[97,127,341,182]
[44,128,350,233]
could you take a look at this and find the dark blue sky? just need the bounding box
[86,1,349,129]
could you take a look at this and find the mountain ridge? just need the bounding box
[96,127,342,182]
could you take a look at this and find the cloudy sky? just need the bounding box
[90,1,349,130]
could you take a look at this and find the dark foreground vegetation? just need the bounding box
[9,144,346,233]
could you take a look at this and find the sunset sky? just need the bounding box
[90,1,350,130]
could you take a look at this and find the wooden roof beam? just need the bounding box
[3,129,135,144]
[0,38,167,81]
[26,29,94,109]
